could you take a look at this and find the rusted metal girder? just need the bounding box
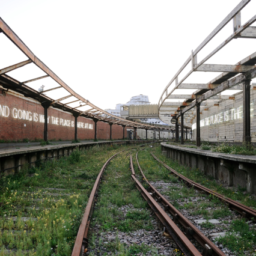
[151,153,256,220]
[136,153,225,256]
[0,18,172,131]
[22,74,49,84]
[0,59,32,75]
[40,86,62,94]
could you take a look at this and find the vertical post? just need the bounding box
[196,102,201,147]
[154,130,156,140]
[134,127,137,140]
[243,79,251,146]
[185,128,188,140]
[93,119,98,141]
[42,103,50,142]
[175,118,179,142]
[109,123,113,140]
[181,114,184,144]
[122,125,125,139]
[74,113,79,141]
[145,129,148,140]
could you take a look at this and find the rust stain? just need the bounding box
[234,64,242,72]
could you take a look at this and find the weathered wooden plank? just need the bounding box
[178,83,219,89]
[196,64,254,73]
[194,0,250,55]
[238,26,256,38]
[167,94,194,99]
[196,15,256,69]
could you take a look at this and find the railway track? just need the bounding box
[132,148,256,256]
[72,144,154,256]
[131,154,223,256]
[1,143,147,256]
[72,152,119,256]
[151,153,256,221]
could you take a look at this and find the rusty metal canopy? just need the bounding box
[158,0,256,127]
[0,18,173,131]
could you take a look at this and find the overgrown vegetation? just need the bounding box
[0,144,128,255]
[151,146,256,210]
[168,141,256,155]
[216,219,256,254]
[148,145,256,255]
[88,150,159,255]
[40,140,52,146]
[212,143,256,155]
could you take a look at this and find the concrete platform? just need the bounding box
[161,142,256,194]
[0,139,152,176]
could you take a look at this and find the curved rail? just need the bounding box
[130,155,202,256]
[151,153,256,220]
[72,152,118,256]
[136,152,225,256]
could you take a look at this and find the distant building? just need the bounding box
[105,94,167,125]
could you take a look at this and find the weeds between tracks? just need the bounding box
[87,148,179,256]
[0,144,129,256]
[138,146,256,256]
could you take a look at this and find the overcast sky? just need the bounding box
[1,0,256,110]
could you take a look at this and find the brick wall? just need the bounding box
[0,91,127,141]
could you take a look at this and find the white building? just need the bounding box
[105,94,167,125]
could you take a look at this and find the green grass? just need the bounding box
[212,143,256,155]
[201,221,215,229]
[152,146,256,210]
[216,219,256,255]
[0,144,131,255]
[88,149,158,255]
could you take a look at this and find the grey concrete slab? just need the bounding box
[161,142,256,164]
[194,219,220,224]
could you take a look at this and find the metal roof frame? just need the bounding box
[158,0,256,126]
[0,18,173,131]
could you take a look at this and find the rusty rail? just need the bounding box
[151,153,256,220]
[136,152,225,256]
[72,152,118,256]
[130,155,202,256]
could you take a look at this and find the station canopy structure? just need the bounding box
[0,18,172,133]
[158,0,256,134]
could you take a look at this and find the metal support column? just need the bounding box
[109,123,113,140]
[122,125,125,139]
[134,127,137,140]
[74,113,79,141]
[93,119,98,141]
[42,103,50,142]
[181,114,184,144]
[185,128,188,140]
[243,79,251,146]
[145,129,148,140]
[159,129,161,140]
[175,118,179,142]
[196,102,201,147]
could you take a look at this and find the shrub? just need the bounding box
[201,145,211,150]
[69,149,81,164]
[40,140,51,146]
[212,143,256,155]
